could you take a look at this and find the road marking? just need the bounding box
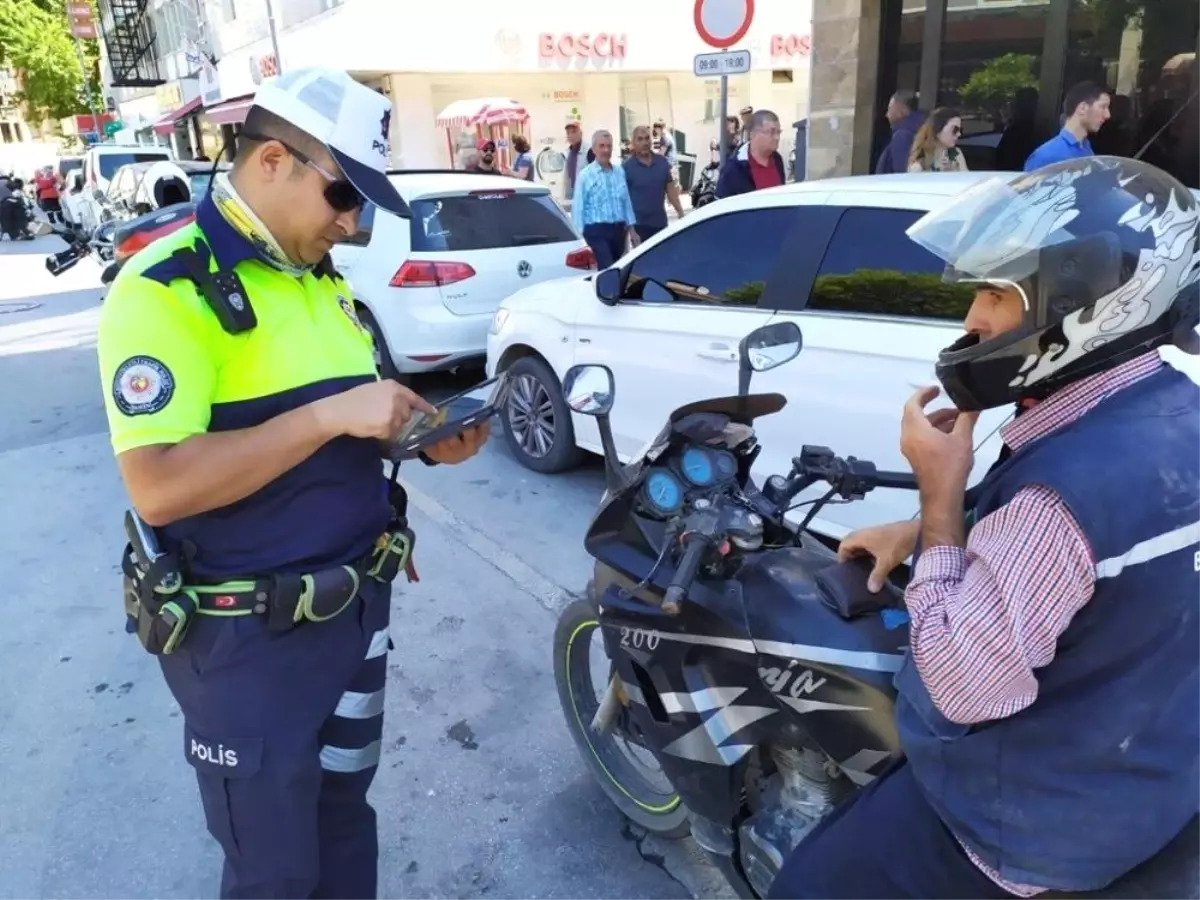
[396,472,573,613]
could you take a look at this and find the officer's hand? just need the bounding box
[314,380,436,441]
[424,421,491,465]
[837,520,921,593]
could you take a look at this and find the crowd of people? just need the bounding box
[875,79,1182,180]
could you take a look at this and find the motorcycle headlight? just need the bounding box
[490,308,510,336]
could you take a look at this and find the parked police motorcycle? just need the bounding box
[552,317,1199,899]
[45,202,195,285]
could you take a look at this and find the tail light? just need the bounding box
[114,210,196,262]
[389,260,476,288]
[566,246,596,270]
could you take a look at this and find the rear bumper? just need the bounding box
[370,296,492,374]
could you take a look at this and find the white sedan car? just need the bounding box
[331,172,592,383]
[487,172,1200,541]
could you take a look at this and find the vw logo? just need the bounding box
[517,260,532,278]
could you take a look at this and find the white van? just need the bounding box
[77,144,174,234]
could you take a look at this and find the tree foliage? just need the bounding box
[0,0,100,123]
[959,53,1039,116]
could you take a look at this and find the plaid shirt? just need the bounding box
[905,350,1166,896]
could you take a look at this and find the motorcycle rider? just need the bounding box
[769,156,1199,898]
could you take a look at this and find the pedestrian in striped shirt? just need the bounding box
[571,130,639,270]
[770,156,1200,899]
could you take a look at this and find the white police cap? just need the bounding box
[251,67,408,216]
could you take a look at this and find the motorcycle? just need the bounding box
[45,201,196,286]
[552,319,1199,899]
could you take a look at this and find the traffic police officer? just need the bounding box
[97,68,488,898]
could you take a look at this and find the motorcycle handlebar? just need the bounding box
[873,469,918,490]
[663,534,707,615]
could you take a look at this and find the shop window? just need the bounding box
[937,0,1050,171]
[808,207,974,320]
[1066,0,1198,188]
[624,208,801,308]
[0,123,12,144]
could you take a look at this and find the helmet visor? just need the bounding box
[906,173,1083,291]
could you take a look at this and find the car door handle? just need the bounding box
[697,344,738,363]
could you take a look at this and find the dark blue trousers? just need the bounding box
[161,578,392,899]
[767,762,1016,899]
[582,222,628,269]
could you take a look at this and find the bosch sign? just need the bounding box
[538,33,628,60]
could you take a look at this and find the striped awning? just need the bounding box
[435,97,529,129]
[204,95,255,126]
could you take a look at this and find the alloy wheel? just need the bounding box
[508,373,556,458]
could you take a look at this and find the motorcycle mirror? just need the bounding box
[594,268,622,306]
[562,364,624,490]
[737,321,803,396]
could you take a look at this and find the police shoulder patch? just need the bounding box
[113,355,175,417]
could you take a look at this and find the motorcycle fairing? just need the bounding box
[738,546,907,781]
[596,578,787,824]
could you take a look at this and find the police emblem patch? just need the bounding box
[113,356,175,417]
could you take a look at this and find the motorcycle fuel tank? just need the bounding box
[737,546,908,781]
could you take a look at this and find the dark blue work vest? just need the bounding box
[895,365,1200,891]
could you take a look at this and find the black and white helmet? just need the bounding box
[907,156,1200,411]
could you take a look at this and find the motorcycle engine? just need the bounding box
[739,745,852,897]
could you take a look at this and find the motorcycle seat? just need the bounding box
[1043,815,1199,898]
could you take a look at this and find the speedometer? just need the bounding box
[713,450,737,480]
[642,469,684,515]
[680,447,716,486]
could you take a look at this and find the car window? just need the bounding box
[624,208,799,308]
[808,207,975,320]
[96,152,170,181]
[408,191,575,252]
[342,203,376,247]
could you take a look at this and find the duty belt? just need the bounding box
[121,526,416,656]
[188,528,417,629]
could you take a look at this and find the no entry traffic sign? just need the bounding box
[693,0,755,49]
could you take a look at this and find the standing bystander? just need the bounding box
[876,90,927,174]
[572,129,638,269]
[716,109,787,199]
[1024,81,1110,171]
[624,125,684,243]
[562,121,595,208]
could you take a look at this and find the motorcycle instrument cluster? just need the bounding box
[678,446,738,487]
[641,468,685,516]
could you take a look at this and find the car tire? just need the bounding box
[356,305,410,386]
[501,355,585,474]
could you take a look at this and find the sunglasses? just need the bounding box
[243,131,365,213]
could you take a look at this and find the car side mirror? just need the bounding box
[737,321,803,396]
[562,364,623,491]
[595,267,622,306]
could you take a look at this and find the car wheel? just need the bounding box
[356,305,409,385]
[501,355,585,474]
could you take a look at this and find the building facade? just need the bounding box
[202,0,813,179]
[810,0,1198,186]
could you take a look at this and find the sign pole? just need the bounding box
[265,0,283,75]
[72,32,104,139]
[718,73,729,167]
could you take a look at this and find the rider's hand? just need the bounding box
[424,421,491,465]
[837,520,921,593]
[312,380,436,441]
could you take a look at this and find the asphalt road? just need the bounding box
[0,232,731,900]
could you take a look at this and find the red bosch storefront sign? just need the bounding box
[770,33,812,57]
[538,32,628,60]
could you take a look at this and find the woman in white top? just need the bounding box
[908,108,969,173]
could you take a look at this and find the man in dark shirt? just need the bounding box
[876,90,926,174]
[716,109,786,199]
[623,125,685,242]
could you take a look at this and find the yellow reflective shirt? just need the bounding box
[97,196,389,579]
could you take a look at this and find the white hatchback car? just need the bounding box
[330,171,592,382]
[487,172,1200,541]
